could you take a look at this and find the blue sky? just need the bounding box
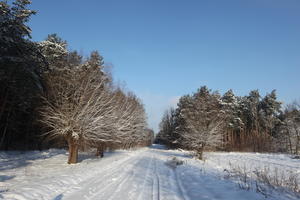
[28,0,300,132]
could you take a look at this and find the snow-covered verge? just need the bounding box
[204,152,300,175]
[202,152,300,199]
[0,149,138,200]
[0,146,299,200]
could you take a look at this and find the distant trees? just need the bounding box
[156,86,299,157]
[156,108,177,147]
[0,0,153,163]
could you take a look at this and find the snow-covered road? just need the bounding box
[62,146,188,200]
[1,145,299,200]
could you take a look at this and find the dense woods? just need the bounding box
[0,0,153,163]
[156,86,300,158]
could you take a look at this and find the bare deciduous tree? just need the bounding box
[41,63,151,163]
[40,65,116,163]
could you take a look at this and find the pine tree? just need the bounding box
[280,103,300,154]
[178,86,224,159]
[0,0,36,61]
[38,34,68,69]
[221,89,244,150]
[0,0,45,150]
[88,50,104,68]
[259,90,282,135]
[67,50,82,67]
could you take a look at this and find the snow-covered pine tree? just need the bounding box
[179,86,225,159]
[259,90,282,134]
[38,34,68,69]
[221,89,244,150]
[173,94,194,149]
[241,90,263,151]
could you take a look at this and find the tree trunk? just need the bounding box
[197,147,204,160]
[295,135,299,155]
[198,151,203,160]
[67,137,78,164]
[0,103,12,149]
[286,129,293,154]
[0,89,9,122]
[96,145,104,158]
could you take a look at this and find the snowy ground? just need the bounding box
[0,145,299,200]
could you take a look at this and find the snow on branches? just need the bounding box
[40,55,150,164]
[177,86,225,159]
[157,86,287,158]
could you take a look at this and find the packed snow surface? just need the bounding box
[0,145,299,200]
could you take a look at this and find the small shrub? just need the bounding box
[165,157,184,169]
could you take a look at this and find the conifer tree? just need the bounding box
[0,0,44,150]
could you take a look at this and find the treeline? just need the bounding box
[0,0,153,163]
[156,86,300,159]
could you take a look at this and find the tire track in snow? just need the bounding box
[136,154,155,200]
[163,160,186,200]
[174,169,189,200]
[152,157,160,200]
[152,147,187,200]
[97,149,156,200]
[65,149,153,200]
[63,147,193,200]
[82,154,142,200]
[62,151,143,199]
[105,156,150,200]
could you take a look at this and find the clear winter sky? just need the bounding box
[28,0,300,132]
